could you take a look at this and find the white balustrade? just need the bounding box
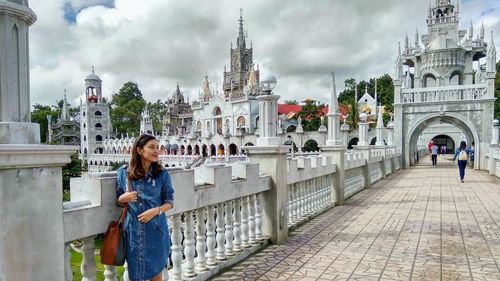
[103,265,117,281]
[183,211,196,278]
[195,208,208,272]
[215,203,226,260]
[170,214,183,280]
[205,206,217,265]
[248,195,256,244]
[240,197,250,248]
[233,199,242,252]
[224,201,235,256]
[255,193,263,241]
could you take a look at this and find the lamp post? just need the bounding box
[256,74,280,146]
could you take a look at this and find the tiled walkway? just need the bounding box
[211,160,500,280]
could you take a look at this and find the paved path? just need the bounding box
[211,160,500,280]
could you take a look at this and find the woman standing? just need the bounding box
[116,134,174,281]
[453,140,471,183]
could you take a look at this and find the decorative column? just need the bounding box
[0,2,74,281]
[392,42,406,167]
[357,113,369,146]
[244,74,289,243]
[295,117,304,152]
[386,119,394,146]
[492,120,500,145]
[375,105,385,146]
[320,73,346,206]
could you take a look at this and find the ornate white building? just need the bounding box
[80,68,111,163]
[393,0,496,168]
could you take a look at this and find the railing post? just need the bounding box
[232,199,242,252]
[183,211,196,278]
[81,236,97,281]
[320,147,346,206]
[195,208,208,272]
[224,201,235,255]
[170,214,183,280]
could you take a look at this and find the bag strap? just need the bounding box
[118,176,132,225]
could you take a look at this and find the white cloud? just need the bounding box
[28,0,499,108]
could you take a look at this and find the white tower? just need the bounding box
[80,68,111,159]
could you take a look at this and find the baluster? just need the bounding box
[293,183,299,222]
[206,206,217,265]
[81,236,96,281]
[241,196,250,248]
[233,199,242,252]
[248,195,256,244]
[122,261,129,281]
[255,193,263,241]
[327,175,332,205]
[183,211,196,278]
[195,208,208,272]
[288,184,293,225]
[170,214,183,281]
[306,179,313,214]
[215,203,226,260]
[65,243,72,281]
[299,181,305,218]
[224,201,235,256]
[103,265,117,281]
[312,178,319,211]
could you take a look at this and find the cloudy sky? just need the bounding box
[28,0,499,108]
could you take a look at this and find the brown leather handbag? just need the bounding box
[100,177,131,266]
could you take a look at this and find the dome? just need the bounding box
[85,73,102,81]
[493,119,499,126]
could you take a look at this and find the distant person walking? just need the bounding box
[431,142,439,166]
[427,140,433,160]
[453,140,471,182]
[441,145,446,156]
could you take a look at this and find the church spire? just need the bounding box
[236,9,246,49]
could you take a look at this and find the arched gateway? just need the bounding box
[392,0,496,170]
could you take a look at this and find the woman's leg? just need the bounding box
[150,272,162,281]
[458,160,466,180]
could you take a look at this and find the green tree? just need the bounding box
[146,99,167,134]
[297,100,326,131]
[110,82,146,136]
[31,104,59,143]
[62,154,82,192]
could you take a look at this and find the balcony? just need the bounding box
[399,84,488,104]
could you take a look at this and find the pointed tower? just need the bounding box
[326,72,341,146]
[80,67,111,159]
[375,104,385,146]
[140,110,153,134]
[223,9,259,100]
[61,89,68,121]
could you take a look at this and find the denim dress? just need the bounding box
[116,166,174,281]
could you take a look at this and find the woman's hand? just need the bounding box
[138,208,159,223]
[118,191,138,204]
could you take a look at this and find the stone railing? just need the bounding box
[399,84,488,104]
[64,147,403,280]
[63,162,272,281]
[487,144,500,179]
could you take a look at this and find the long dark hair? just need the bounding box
[129,134,163,180]
[459,141,466,151]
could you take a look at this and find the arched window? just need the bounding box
[196,121,201,131]
[214,107,222,116]
[95,111,102,117]
[84,135,87,141]
[449,70,462,86]
[95,123,102,130]
[255,116,260,129]
[237,116,246,127]
[83,111,86,117]
[96,135,103,142]
[423,73,436,88]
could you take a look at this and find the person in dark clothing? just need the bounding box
[453,140,472,183]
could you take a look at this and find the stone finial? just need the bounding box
[329,72,339,114]
[394,42,402,79]
[487,31,497,73]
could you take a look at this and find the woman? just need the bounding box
[116,134,174,281]
[453,140,471,183]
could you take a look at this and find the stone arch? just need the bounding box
[210,144,216,156]
[229,143,238,155]
[218,144,225,155]
[194,144,200,155]
[237,116,246,127]
[286,124,297,132]
[202,144,208,157]
[405,113,480,168]
[447,69,463,86]
[187,145,192,155]
[347,137,359,149]
[422,71,438,88]
[303,139,319,152]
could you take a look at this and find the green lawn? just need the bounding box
[70,239,125,280]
